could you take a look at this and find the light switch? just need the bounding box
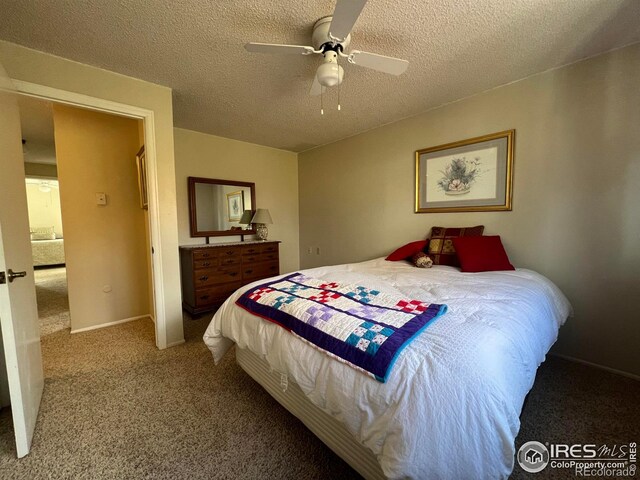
[96,193,107,205]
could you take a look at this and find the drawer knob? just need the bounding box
[245,269,253,274]
[226,251,233,255]
[199,275,209,281]
[200,295,210,300]
[202,262,211,267]
[230,272,238,277]
[202,254,210,258]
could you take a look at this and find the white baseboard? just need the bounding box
[166,339,185,348]
[70,315,152,334]
[550,353,640,381]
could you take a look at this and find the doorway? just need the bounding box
[17,95,155,340]
[20,95,70,336]
[0,68,177,457]
[12,81,172,350]
[24,177,69,335]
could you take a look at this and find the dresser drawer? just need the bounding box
[260,244,279,254]
[243,252,279,264]
[194,266,241,287]
[193,249,217,261]
[242,260,279,281]
[194,282,242,307]
[241,245,262,256]
[259,251,279,262]
[194,258,218,269]
[218,255,241,266]
[218,247,240,259]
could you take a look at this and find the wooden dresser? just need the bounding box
[179,241,280,315]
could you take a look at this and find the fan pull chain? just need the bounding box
[337,61,341,111]
[321,87,324,115]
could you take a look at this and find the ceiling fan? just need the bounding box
[244,0,409,104]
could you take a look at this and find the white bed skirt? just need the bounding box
[235,346,387,480]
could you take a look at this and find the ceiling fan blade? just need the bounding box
[309,74,325,96]
[349,50,409,75]
[244,43,316,55]
[329,0,368,41]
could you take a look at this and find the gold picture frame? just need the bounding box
[135,146,148,210]
[415,130,514,213]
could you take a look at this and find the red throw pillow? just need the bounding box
[426,226,484,266]
[452,236,515,272]
[385,240,428,261]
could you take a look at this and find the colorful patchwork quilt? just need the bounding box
[236,273,448,382]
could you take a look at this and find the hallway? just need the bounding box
[34,267,69,336]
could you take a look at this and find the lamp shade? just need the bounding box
[239,210,254,225]
[251,208,273,225]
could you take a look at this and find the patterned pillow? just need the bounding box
[427,225,485,267]
[411,252,433,268]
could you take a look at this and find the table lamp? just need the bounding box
[251,209,273,241]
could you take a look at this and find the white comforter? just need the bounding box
[203,258,571,479]
[31,238,65,266]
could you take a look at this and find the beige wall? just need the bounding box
[25,182,63,237]
[24,162,57,178]
[0,40,183,347]
[299,43,640,376]
[174,128,300,274]
[53,105,150,331]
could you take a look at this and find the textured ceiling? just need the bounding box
[1,0,639,152]
[17,95,56,165]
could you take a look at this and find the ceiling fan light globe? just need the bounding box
[316,63,344,87]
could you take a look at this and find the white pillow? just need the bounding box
[30,226,56,241]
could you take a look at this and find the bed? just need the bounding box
[31,238,65,267]
[204,257,571,479]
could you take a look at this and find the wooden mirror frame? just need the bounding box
[188,177,257,238]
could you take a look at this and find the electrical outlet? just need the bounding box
[316,247,321,255]
[307,247,313,254]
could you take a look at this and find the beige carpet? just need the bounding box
[0,316,638,479]
[0,316,357,479]
[34,267,70,336]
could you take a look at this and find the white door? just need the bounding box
[0,60,44,457]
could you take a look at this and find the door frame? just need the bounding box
[12,80,168,349]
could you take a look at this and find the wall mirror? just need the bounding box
[188,177,256,238]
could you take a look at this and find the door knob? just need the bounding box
[7,269,27,283]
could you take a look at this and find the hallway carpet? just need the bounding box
[0,316,637,479]
[34,267,70,336]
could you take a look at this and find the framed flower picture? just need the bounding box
[415,130,514,213]
[226,190,245,222]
